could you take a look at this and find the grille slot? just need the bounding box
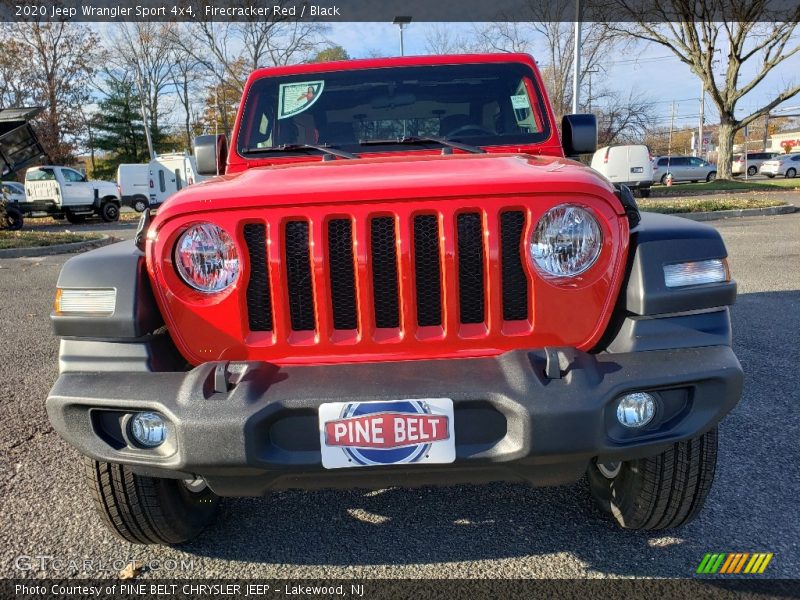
[370,217,400,328]
[243,223,273,331]
[284,221,316,331]
[413,214,443,327]
[500,211,529,321]
[327,219,358,330]
[457,212,485,324]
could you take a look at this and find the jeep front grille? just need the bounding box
[240,207,531,343]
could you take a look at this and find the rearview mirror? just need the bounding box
[561,114,597,158]
[195,134,228,176]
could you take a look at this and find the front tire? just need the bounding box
[588,426,718,530]
[706,171,717,182]
[85,458,219,545]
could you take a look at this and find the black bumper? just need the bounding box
[46,346,742,496]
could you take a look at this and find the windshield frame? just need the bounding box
[233,59,554,160]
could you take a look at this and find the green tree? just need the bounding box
[92,76,164,178]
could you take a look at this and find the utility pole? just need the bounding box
[586,67,600,111]
[763,113,770,150]
[572,0,582,113]
[698,80,705,159]
[667,101,676,168]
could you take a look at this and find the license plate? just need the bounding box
[319,398,456,469]
[631,166,644,173]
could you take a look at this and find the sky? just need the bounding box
[325,22,800,132]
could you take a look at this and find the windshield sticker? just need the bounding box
[278,81,324,120]
[510,94,531,110]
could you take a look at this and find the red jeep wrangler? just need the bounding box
[47,54,742,545]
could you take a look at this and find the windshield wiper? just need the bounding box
[358,136,486,154]
[242,144,357,160]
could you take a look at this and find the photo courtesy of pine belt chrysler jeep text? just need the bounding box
[46,54,743,545]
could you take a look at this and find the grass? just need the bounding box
[0,230,103,249]
[652,177,800,196]
[32,211,142,226]
[639,196,788,214]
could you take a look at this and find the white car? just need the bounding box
[760,153,800,178]
[24,166,121,224]
[2,181,25,203]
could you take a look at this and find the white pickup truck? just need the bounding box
[24,166,121,223]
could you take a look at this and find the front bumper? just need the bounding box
[47,346,742,496]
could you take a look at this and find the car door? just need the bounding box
[685,157,704,180]
[669,157,687,181]
[60,167,94,205]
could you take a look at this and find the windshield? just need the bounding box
[237,63,550,155]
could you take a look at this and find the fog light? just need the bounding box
[616,392,656,428]
[129,412,167,448]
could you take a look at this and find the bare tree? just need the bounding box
[594,90,657,145]
[424,25,477,55]
[167,27,206,151]
[424,13,624,121]
[110,22,176,150]
[608,0,800,178]
[168,18,326,137]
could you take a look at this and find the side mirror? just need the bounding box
[561,114,597,158]
[194,134,228,176]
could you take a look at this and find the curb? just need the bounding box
[651,204,798,222]
[0,235,113,259]
[652,186,800,198]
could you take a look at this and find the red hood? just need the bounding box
[154,153,623,223]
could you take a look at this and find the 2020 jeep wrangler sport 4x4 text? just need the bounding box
[47,54,742,545]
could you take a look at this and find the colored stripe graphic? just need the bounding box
[698,552,772,575]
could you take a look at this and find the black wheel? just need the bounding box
[65,211,87,225]
[706,171,717,182]
[691,180,699,183]
[747,166,757,176]
[132,196,148,212]
[588,426,718,530]
[4,206,23,230]
[100,201,120,223]
[85,458,219,545]
[660,174,669,184]
[637,188,651,198]
[787,168,797,178]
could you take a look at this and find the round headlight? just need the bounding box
[174,223,239,292]
[530,205,602,277]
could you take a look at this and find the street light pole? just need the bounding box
[393,16,412,57]
[572,0,582,114]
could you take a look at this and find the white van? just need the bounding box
[590,145,654,198]
[116,164,150,212]
[148,153,207,207]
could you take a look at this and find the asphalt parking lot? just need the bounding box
[0,213,798,580]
